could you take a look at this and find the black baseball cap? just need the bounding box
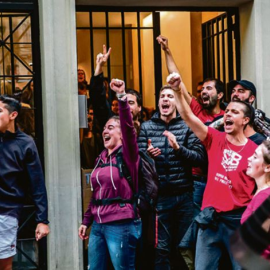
[228,80,257,98]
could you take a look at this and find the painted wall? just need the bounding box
[160,12,193,95]
[239,0,270,116]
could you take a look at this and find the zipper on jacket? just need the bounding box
[96,171,102,223]
[165,124,169,181]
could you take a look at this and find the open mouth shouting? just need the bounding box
[224,118,234,132]
[201,94,210,104]
[160,104,171,114]
[232,96,241,101]
[103,134,111,145]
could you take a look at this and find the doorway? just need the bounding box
[76,6,240,269]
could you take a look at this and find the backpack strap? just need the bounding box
[92,196,134,206]
[115,148,139,217]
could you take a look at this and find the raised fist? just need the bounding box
[167,72,181,90]
[156,35,169,52]
[110,79,125,94]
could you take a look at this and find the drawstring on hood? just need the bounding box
[110,155,117,190]
[90,156,102,191]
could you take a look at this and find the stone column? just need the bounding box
[38,0,83,269]
[240,0,270,115]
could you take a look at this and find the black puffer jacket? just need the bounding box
[137,112,207,195]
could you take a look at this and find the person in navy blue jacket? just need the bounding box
[0,95,49,270]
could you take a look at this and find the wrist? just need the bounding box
[173,143,180,150]
[172,86,181,92]
[116,92,126,99]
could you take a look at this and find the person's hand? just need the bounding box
[163,130,179,150]
[167,72,181,91]
[110,79,125,94]
[147,139,161,159]
[96,45,111,67]
[156,35,169,52]
[78,225,89,240]
[35,223,50,241]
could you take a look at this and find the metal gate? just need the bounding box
[0,1,46,269]
[202,11,240,100]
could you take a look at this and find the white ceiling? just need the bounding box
[76,0,252,8]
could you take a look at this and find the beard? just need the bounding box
[202,94,218,110]
[232,96,250,103]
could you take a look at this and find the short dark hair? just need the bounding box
[0,95,21,114]
[230,100,255,126]
[126,88,142,107]
[203,78,225,94]
[159,85,173,97]
[197,81,204,86]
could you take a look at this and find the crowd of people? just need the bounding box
[1,33,270,270]
[77,36,270,270]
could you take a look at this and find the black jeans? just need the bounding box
[155,192,194,270]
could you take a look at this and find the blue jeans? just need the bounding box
[88,219,142,270]
[195,217,242,270]
[155,192,194,270]
[193,180,206,217]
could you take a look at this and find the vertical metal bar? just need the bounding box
[89,12,94,75]
[222,16,226,85]
[211,21,215,78]
[202,23,207,79]
[9,16,15,94]
[121,12,127,83]
[227,12,234,82]
[1,14,5,94]
[216,18,221,80]
[153,12,162,108]
[207,24,211,78]
[137,12,143,96]
[234,11,241,80]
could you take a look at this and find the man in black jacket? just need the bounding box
[137,86,206,270]
[0,95,49,270]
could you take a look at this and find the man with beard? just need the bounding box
[210,80,266,145]
[156,35,225,125]
[167,72,257,270]
[137,85,206,269]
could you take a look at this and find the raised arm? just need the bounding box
[110,79,138,163]
[94,45,111,76]
[167,73,208,141]
[89,45,112,129]
[157,35,192,105]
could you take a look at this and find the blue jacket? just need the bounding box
[0,129,49,224]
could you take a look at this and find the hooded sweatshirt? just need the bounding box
[82,98,139,227]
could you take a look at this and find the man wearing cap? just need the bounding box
[210,79,266,145]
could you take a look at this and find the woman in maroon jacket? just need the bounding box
[78,79,141,270]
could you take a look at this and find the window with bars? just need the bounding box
[202,11,240,100]
[76,11,159,109]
